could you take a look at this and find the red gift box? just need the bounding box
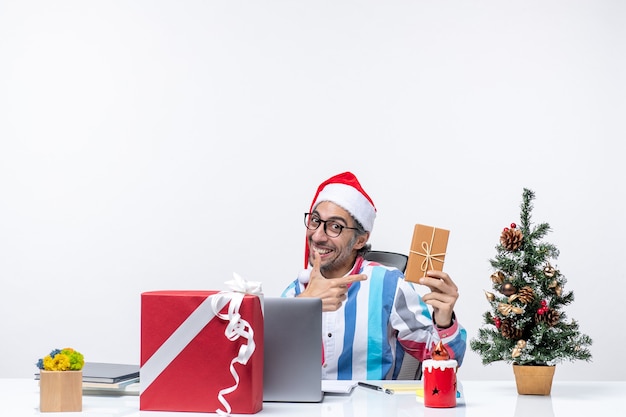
[140,290,263,414]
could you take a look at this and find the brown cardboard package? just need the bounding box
[405,224,450,283]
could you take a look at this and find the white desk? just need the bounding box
[1,379,623,417]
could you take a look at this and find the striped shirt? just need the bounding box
[281,257,467,380]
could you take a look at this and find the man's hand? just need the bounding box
[299,251,367,311]
[419,270,459,328]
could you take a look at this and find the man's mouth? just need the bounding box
[312,246,332,255]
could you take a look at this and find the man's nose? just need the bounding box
[311,225,328,240]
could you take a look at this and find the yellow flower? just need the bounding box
[43,353,71,371]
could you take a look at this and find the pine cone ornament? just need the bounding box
[510,286,535,304]
[500,228,523,251]
[536,308,560,327]
[500,319,523,339]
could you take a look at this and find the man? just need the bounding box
[282,172,466,380]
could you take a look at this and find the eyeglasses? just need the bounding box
[304,213,360,238]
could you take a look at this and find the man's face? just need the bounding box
[306,201,368,278]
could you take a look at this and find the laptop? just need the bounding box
[263,297,323,402]
[79,362,140,383]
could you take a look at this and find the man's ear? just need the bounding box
[354,232,370,250]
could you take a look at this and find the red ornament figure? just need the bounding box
[423,341,457,408]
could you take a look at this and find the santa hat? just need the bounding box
[304,172,376,268]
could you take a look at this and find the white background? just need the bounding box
[1,1,624,381]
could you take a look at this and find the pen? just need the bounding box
[358,382,394,394]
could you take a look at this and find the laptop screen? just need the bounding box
[263,297,323,402]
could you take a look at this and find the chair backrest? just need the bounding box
[363,250,409,273]
[363,250,422,379]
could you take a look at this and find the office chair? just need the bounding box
[363,250,408,273]
[363,250,422,379]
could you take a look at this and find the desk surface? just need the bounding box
[1,379,623,417]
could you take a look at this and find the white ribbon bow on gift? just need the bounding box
[224,272,263,295]
[211,273,263,416]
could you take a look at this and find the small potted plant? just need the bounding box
[36,348,85,412]
[470,189,592,395]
